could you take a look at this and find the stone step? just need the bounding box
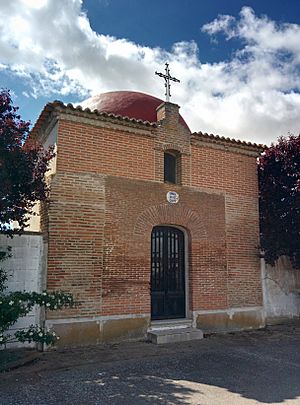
[147,327,203,345]
[149,319,193,332]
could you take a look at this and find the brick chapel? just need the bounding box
[29,87,265,346]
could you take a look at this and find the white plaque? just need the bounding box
[166,191,179,204]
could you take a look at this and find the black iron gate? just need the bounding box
[151,226,185,320]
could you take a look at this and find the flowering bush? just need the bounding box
[0,290,74,347]
[15,325,59,346]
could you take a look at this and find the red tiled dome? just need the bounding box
[80,91,189,130]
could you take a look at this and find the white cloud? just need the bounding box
[0,1,300,144]
[202,14,236,38]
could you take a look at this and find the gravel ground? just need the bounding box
[1,321,300,405]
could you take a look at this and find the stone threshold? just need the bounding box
[148,318,193,332]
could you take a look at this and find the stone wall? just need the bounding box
[0,233,44,347]
[262,256,300,322]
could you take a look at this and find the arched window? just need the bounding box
[164,151,178,184]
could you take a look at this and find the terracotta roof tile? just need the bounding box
[30,100,157,138]
[192,131,266,151]
[30,100,267,154]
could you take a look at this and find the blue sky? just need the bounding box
[1,0,300,144]
[84,0,300,60]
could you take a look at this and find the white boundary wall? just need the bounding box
[262,256,300,322]
[0,233,44,347]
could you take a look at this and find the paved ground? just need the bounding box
[1,321,300,404]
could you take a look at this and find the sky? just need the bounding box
[0,0,300,145]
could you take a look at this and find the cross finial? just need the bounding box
[155,62,180,102]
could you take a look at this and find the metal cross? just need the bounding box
[155,63,180,102]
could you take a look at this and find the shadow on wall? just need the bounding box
[262,256,300,321]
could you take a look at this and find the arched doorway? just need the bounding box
[151,226,186,320]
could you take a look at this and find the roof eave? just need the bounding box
[191,131,266,154]
[30,100,158,140]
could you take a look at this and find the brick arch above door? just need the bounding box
[133,203,207,241]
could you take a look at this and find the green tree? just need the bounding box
[0,90,74,347]
[258,134,300,268]
[0,89,54,235]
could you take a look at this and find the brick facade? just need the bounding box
[31,97,265,345]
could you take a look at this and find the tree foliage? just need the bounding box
[0,89,55,235]
[0,90,74,348]
[258,134,300,268]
